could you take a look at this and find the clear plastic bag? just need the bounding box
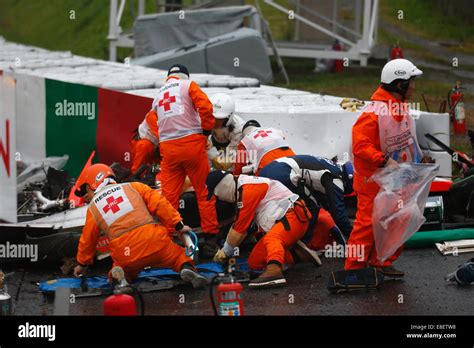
[370,163,439,262]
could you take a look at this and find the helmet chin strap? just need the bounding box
[382,78,411,101]
[398,79,410,101]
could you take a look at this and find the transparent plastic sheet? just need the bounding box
[370,163,439,262]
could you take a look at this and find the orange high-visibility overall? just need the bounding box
[230,175,310,270]
[76,181,191,282]
[345,86,421,270]
[153,76,219,234]
[306,208,338,251]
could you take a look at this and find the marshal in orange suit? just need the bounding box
[152,65,219,252]
[345,58,428,278]
[73,163,208,288]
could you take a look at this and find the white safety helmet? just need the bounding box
[381,58,423,84]
[210,93,235,119]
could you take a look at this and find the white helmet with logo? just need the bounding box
[381,58,423,84]
[210,93,235,119]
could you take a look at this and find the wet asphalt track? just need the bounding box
[3,247,473,316]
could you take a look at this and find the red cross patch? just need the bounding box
[254,129,273,139]
[158,91,177,112]
[103,196,124,214]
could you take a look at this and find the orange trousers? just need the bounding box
[112,235,192,283]
[160,134,219,234]
[130,138,155,174]
[344,177,403,270]
[306,209,337,251]
[248,204,310,270]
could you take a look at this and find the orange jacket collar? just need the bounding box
[370,86,402,103]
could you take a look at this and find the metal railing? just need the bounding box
[262,0,379,66]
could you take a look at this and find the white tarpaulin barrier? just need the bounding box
[236,112,358,160]
[371,163,439,261]
[0,71,17,223]
[0,37,453,180]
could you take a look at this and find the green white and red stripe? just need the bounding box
[15,74,153,177]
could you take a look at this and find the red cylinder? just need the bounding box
[216,282,244,316]
[332,41,344,73]
[390,46,404,60]
[450,90,466,135]
[103,294,137,316]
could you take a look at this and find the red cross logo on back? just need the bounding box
[103,196,124,214]
[158,92,177,112]
[254,129,273,139]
